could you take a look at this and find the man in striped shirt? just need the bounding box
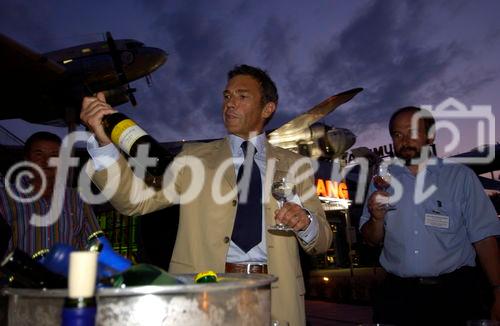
[0,132,101,257]
[0,212,10,258]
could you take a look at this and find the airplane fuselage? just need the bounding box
[0,33,167,125]
[45,39,166,94]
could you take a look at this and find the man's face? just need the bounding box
[391,111,433,163]
[222,74,275,139]
[25,140,60,182]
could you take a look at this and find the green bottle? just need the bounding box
[106,264,182,288]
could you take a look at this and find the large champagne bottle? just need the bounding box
[86,232,180,287]
[101,113,174,177]
[0,248,67,289]
[61,251,98,326]
[102,263,182,288]
[87,231,131,278]
[32,243,74,277]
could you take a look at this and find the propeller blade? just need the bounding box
[126,85,137,106]
[106,31,127,85]
[106,31,138,106]
[128,90,137,106]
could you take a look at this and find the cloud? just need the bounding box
[0,1,56,51]
[126,0,500,146]
[1,0,498,150]
[275,0,499,144]
[125,0,240,140]
[131,0,309,140]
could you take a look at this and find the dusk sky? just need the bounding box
[1,0,499,157]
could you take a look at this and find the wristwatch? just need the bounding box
[303,209,312,226]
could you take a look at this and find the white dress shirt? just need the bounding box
[87,134,319,263]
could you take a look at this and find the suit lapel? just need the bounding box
[205,137,236,189]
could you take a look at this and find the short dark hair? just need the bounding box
[24,132,62,155]
[389,106,435,138]
[227,65,279,123]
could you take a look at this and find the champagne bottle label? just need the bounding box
[110,119,148,153]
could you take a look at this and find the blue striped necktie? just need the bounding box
[231,141,262,253]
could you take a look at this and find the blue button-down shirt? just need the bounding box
[360,158,500,277]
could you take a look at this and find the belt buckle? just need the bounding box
[247,263,264,274]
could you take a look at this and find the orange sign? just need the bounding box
[316,179,349,199]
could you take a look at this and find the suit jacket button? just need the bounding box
[232,199,237,206]
[223,236,230,243]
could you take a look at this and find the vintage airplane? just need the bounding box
[0,32,167,127]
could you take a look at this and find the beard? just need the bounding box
[395,145,431,166]
[395,146,418,159]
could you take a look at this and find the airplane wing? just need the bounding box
[0,33,66,83]
[0,34,68,122]
[268,87,363,137]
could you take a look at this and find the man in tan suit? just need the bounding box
[81,64,332,325]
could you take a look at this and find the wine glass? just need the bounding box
[268,177,296,232]
[372,161,396,211]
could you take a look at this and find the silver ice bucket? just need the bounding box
[1,273,277,326]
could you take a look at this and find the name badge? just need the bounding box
[424,213,449,229]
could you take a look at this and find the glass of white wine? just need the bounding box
[268,177,296,232]
[372,162,396,211]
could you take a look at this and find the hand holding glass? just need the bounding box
[373,163,396,211]
[268,178,295,232]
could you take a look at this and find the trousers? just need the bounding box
[373,266,486,326]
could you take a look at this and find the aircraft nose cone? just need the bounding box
[120,46,167,83]
[146,47,167,71]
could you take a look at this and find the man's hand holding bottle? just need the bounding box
[81,92,116,146]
